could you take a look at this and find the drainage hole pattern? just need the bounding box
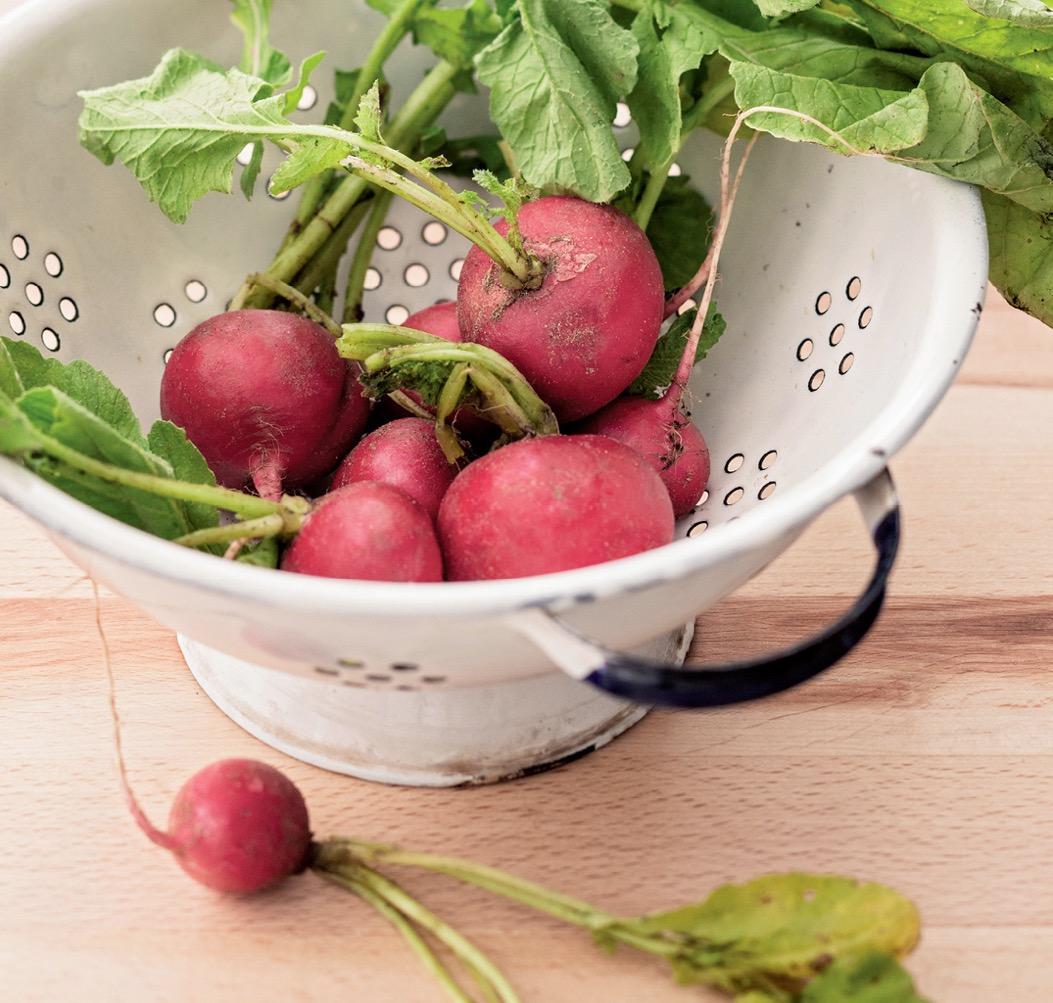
[797,276,872,392]
[313,658,449,691]
[685,448,779,537]
[1,233,79,353]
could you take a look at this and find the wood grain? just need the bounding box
[5,280,1052,1001]
[2,0,1051,991]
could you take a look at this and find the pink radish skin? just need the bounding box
[280,481,443,581]
[437,434,674,581]
[575,396,710,519]
[457,196,665,424]
[161,759,311,895]
[160,309,371,500]
[404,300,462,342]
[331,417,457,522]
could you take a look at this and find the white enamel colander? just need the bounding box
[0,0,988,785]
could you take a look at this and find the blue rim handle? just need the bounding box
[511,470,900,709]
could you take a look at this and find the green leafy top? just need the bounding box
[75,0,1053,327]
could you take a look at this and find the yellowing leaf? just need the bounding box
[631,873,921,996]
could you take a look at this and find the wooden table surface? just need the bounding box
[4,278,1053,1003]
[4,3,1053,997]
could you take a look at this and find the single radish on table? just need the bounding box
[122,756,923,1002]
[159,309,371,501]
[138,758,312,895]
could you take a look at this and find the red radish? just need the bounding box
[144,759,312,895]
[575,396,710,519]
[437,434,674,581]
[160,309,371,500]
[280,481,443,581]
[456,195,665,424]
[404,300,461,342]
[331,416,457,522]
[572,123,765,521]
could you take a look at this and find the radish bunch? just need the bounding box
[156,187,715,583]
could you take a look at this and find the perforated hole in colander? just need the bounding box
[797,278,873,394]
[1,232,81,353]
[311,657,449,691]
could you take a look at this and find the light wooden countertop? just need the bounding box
[5,286,1052,1002]
[4,1,1053,997]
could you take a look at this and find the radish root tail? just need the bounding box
[91,576,180,853]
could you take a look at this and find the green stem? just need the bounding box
[315,839,685,963]
[239,272,343,337]
[320,868,481,1003]
[19,429,285,522]
[317,839,607,932]
[342,188,395,324]
[369,343,557,433]
[314,855,523,1003]
[238,58,463,309]
[341,332,558,438]
[340,153,535,284]
[433,362,471,462]
[172,512,293,550]
[338,0,428,133]
[634,75,737,231]
[288,196,372,305]
[274,0,425,256]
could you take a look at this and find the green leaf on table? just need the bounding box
[799,952,932,1002]
[474,0,639,201]
[622,873,921,995]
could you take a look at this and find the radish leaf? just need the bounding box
[78,49,292,223]
[474,0,638,201]
[961,0,1053,27]
[626,305,725,400]
[625,873,921,993]
[626,2,721,170]
[0,338,225,546]
[799,952,932,1002]
[842,0,1053,125]
[229,0,291,84]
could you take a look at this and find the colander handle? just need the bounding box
[509,469,900,708]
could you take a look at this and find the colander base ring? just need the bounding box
[178,625,692,786]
